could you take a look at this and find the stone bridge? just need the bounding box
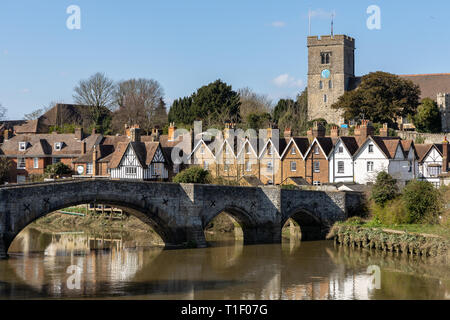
[0,180,364,259]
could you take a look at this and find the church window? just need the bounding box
[324,94,327,103]
[319,81,323,89]
[329,80,332,89]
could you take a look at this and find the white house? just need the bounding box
[416,144,445,188]
[328,137,359,183]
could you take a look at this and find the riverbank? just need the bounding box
[327,220,449,260]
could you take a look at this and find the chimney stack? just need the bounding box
[380,123,389,137]
[330,126,339,138]
[308,122,326,142]
[130,127,141,142]
[75,127,84,141]
[168,122,177,142]
[284,128,292,139]
[151,128,160,142]
[443,136,449,173]
[92,145,98,176]
[355,120,374,145]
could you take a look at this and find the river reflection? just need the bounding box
[0,228,448,300]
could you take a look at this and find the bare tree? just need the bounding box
[0,103,6,120]
[73,73,116,125]
[23,99,63,120]
[112,78,165,134]
[238,87,272,122]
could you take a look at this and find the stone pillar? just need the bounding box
[0,235,8,259]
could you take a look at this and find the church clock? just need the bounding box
[321,69,331,79]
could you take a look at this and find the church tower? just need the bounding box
[307,35,356,125]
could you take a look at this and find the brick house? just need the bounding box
[0,128,100,183]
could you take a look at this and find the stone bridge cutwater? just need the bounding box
[0,180,364,259]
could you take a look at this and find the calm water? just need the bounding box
[0,227,449,300]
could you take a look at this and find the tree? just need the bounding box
[73,72,116,127]
[246,112,271,130]
[112,78,165,134]
[44,162,73,178]
[238,87,272,127]
[173,167,211,184]
[276,89,309,135]
[168,96,194,125]
[273,99,295,124]
[414,98,442,133]
[191,80,241,126]
[402,180,442,224]
[0,157,11,184]
[0,103,6,120]
[371,171,399,207]
[331,72,421,125]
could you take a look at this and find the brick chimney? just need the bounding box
[330,126,339,138]
[151,128,160,142]
[75,127,84,141]
[92,145,98,176]
[355,120,374,145]
[223,122,235,140]
[380,123,389,137]
[284,128,292,139]
[307,121,325,142]
[168,122,176,142]
[443,136,449,173]
[130,127,141,142]
[3,129,11,141]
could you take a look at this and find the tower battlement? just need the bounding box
[307,35,355,48]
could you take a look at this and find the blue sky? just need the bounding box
[1,0,450,120]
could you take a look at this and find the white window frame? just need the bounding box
[291,147,296,155]
[125,166,137,175]
[33,157,39,169]
[367,161,374,173]
[203,161,209,170]
[224,164,229,172]
[314,146,320,155]
[200,146,205,155]
[314,161,320,173]
[52,157,61,164]
[54,142,62,151]
[245,161,252,172]
[17,158,26,169]
[313,181,321,186]
[368,144,374,153]
[290,161,297,172]
[86,163,93,175]
[337,161,344,174]
[19,142,27,151]
[267,161,273,172]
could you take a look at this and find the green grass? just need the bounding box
[339,217,450,239]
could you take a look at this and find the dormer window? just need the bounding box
[54,142,63,151]
[291,147,296,155]
[368,144,374,153]
[268,145,273,155]
[19,142,27,151]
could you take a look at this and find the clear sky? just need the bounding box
[1,0,450,120]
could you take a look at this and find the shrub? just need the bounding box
[44,162,73,177]
[371,198,409,225]
[0,157,12,184]
[173,166,212,184]
[402,180,442,224]
[371,171,399,207]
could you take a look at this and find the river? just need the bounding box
[0,227,448,300]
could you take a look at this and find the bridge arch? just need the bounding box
[202,205,258,245]
[2,193,178,255]
[282,208,327,241]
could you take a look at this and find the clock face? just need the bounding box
[77,165,84,175]
[321,69,331,79]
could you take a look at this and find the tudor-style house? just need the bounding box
[416,139,449,188]
[108,127,169,180]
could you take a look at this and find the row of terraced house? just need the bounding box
[0,120,449,188]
